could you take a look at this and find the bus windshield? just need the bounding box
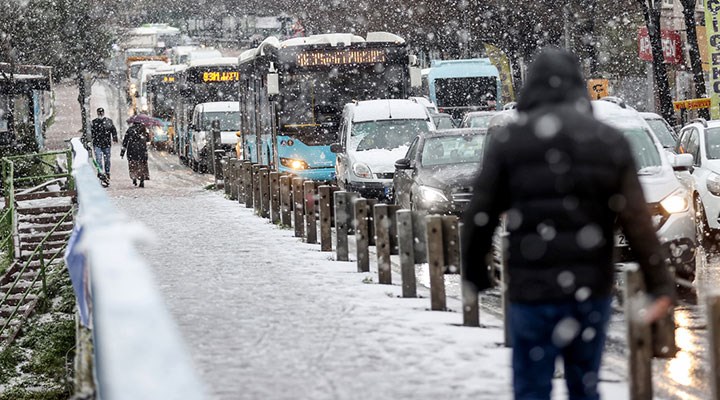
[204,112,240,131]
[277,64,405,145]
[435,77,497,109]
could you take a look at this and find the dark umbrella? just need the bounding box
[127,113,163,128]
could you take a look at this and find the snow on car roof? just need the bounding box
[352,99,429,123]
[592,100,649,130]
[197,101,240,112]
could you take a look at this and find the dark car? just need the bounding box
[392,128,486,215]
[430,113,457,129]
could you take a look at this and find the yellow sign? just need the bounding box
[163,76,176,83]
[587,79,609,100]
[705,0,720,119]
[484,43,515,102]
[673,98,711,111]
[202,71,240,82]
[296,49,386,67]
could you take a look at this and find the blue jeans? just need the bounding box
[510,297,612,400]
[94,146,111,175]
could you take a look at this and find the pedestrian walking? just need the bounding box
[461,48,676,400]
[120,121,150,188]
[90,107,118,179]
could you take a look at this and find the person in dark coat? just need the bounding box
[90,107,118,178]
[120,121,150,187]
[461,48,675,400]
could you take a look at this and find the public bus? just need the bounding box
[146,65,185,151]
[237,32,420,181]
[427,58,502,120]
[174,57,240,165]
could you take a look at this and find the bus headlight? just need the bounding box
[707,172,720,196]
[660,190,689,214]
[352,162,373,179]
[280,157,309,170]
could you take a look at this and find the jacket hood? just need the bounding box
[516,48,590,112]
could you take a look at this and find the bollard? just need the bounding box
[387,205,401,255]
[411,211,428,264]
[252,165,265,215]
[279,175,292,226]
[492,223,511,346]
[222,157,231,197]
[227,159,237,200]
[374,204,392,285]
[426,215,446,311]
[259,168,270,218]
[367,199,378,246]
[345,192,359,234]
[335,191,349,261]
[354,198,369,273]
[292,177,305,238]
[709,294,720,400]
[269,172,280,224]
[396,210,417,298]
[235,160,244,202]
[441,216,460,274]
[319,186,333,251]
[243,161,253,208]
[304,181,317,244]
[458,222,479,327]
[624,266,653,400]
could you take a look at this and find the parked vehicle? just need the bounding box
[331,99,434,200]
[460,111,498,129]
[593,99,697,280]
[676,118,720,255]
[426,58,502,120]
[189,101,240,172]
[431,113,456,129]
[409,96,439,114]
[640,112,678,151]
[393,128,485,215]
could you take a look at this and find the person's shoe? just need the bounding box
[132,179,137,186]
[106,173,111,180]
[139,180,144,188]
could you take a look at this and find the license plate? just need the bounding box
[384,186,393,198]
[614,232,629,247]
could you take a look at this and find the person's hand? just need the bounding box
[643,295,673,324]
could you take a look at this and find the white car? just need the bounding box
[331,99,435,200]
[593,100,696,279]
[676,118,720,253]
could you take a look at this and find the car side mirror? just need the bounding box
[330,143,344,153]
[394,158,413,170]
[671,153,693,171]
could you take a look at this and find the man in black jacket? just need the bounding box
[461,48,675,400]
[90,107,118,178]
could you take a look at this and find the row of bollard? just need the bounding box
[220,157,720,400]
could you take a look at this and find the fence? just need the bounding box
[221,157,717,400]
[68,138,205,400]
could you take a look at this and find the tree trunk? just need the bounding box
[77,71,89,145]
[680,0,709,119]
[640,0,676,125]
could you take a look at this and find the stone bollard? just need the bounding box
[236,160,245,202]
[709,294,720,400]
[624,266,653,400]
[279,175,292,226]
[292,177,305,238]
[373,204,393,285]
[334,191,350,261]
[458,222,479,327]
[252,165,266,215]
[243,161,253,208]
[259,168,270,219]
[269,172,280,224]
[304,181,317,244]
[354,198,369,273]
[396,210,417,298]
[222,157,231,197]
[319,186,333,252]
[425,215,446,311]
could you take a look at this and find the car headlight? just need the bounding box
[352,162,373,178]
[660,190,689,214]
[707,172,720,196]
[280,157,309,170]
[418,185,448,203]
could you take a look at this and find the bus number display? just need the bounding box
[202,71,240,82]
[163,76,176,83]
[297,49,386,67]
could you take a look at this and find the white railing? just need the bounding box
[69,138,206,400]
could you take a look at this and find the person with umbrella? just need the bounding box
[120,120,150,187]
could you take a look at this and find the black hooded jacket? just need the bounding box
[460,48,676,303]
[90,117,118,148]
[121,123,149,161]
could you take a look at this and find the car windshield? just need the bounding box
[645,118,676,148]
[421,134,485,166]
[463,114,495,129]
[351,119,428,151]
[204,111,240,131]
[705,127,720,159]
[433,115,455,129]
[621,128,662,172]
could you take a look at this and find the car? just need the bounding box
[409,96,439,114]
[459,110,498,129]
[393,128,485,215]
[189,101,240,172]
[331,99,435,200]
[430,113,457,129]
[593,99,697,280]
[640,112,678,152]
[676,118,720,255]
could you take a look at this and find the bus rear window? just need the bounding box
[435,77,497,108]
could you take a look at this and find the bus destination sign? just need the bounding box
[201,71,240,82]
[297,49,386,67]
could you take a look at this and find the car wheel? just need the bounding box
[695,195,718,254]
